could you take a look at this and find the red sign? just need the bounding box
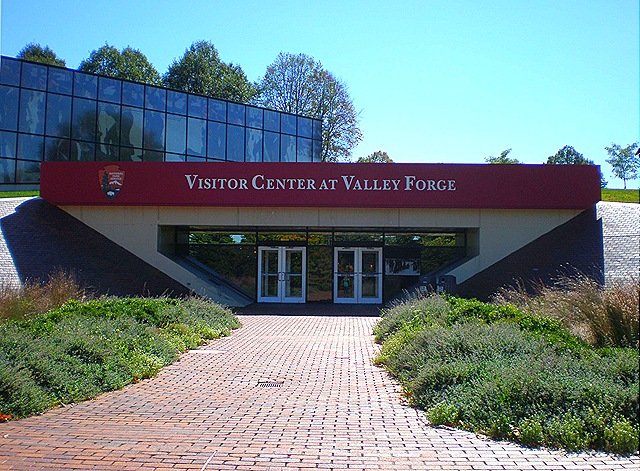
[40,162,600,209]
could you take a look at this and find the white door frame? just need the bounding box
[333,247,382,304]
[258,246,306,303]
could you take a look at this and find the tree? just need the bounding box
[79,44,161,85]
[357,150,393,163]
[485,148,520,164]
[605,142,639,189]
[17,43,65,67]
[547,145,607,188]
[163,41,256,102]
[256,52,362,162]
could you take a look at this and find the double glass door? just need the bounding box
[334,247,383,304]
[258,247,306,303]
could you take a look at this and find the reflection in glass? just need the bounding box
[16,160,40,183]
[297,137,312,162]
[165,153,186,162]
[97,102,120,145]
[228,103,245,125]
[143,150,164,162]
[0,158,15,183]
[245,128,262,162]
[119,146,142,162]
[45,94,71,137]
[98,77,121,103]
[166,114,186,154]
[45,137,71,161]
[207,121,225,160]
[48,68,73,94]
[297,116,312,138]
[0,131,17,158]
[0,58,20,86]
[71,98,96,141]
[313,119,322,140]
[167,91,187,114]
[70,140,95,161]
[307,246,332,302]
[143,110,164,150]
[21,63,47,90]
[120,107,143,148]
[17,134,44,161]
[74,73,97,99]
[246,107,263,129]
[264,110,280,132]
[19,89,45,134]
[227,125,244,161]
[263,131,279,162]
[312,140,322,162]
[208,98,226,121]
[0,86,19,131]
[281,134,296,162]
[285,250,304,298]
[145,86,166,111]
[187,118,206,157]
[281,114,296,135]
[188,95,207,118]
[122,82,144,107]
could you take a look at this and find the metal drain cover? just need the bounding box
[257,380,284,388]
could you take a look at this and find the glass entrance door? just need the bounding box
[334,247,382,304]
[258,247,306,303]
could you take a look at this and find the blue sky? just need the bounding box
[1,0,638,187]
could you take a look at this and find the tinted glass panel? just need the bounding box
[97,103,120,160]
[263,131,279,162]
[228,103,245,125]
[122,82,144,107]
[312,139,322,162]
[307,246,332,302]
[0,131,17,158]
[74,72,97,99]
[120,106,143,148]
[246,107,263,129]
[166,114,186,154]
[21,62,47,90]
[313,119,322,140]
[143,149,164,162]
[0,85,19,131]
[70,140,95,161]
[48,68,73,94]
[0,158,15,183]
[226,125,244,161]
[17,134,44,161]
[71,98,96,141]
[207,121,225,160]
[208,99,226,121]
[188,95,207,118]
[165,153,185,162]
[187,118,206,157]
[145,86,166,111]
[19,89,45,134]
[16,160,40,183]
[98,77,121,103]
[45,137,71,161]
[245,128,262,162]
[0,57,20,86]
[167,90,186,114]
[45,93,72,137]
[143,110,165,150]
[264,110,280,132]
[281,134,296,162]
[297,137,312,162]
[186,155,206,162]
[281,114,296,135]
[297,116,312,138]
[119,146,142,162]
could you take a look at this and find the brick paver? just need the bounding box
[1,316,638,470]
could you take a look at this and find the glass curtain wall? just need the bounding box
[0,56,323,186]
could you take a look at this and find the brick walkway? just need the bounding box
[1,316,638,470]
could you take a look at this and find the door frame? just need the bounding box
[257,246,306,303]
[333,247,383,304]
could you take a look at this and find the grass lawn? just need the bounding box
[601,188,639,203]
[0,191,39,198]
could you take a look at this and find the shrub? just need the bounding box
[604,419,640,455]
[427,402,459,426]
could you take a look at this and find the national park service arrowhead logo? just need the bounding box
[98,165,125,199]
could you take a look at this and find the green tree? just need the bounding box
[485,148,520,164]
[547,145,607,188]
[605,142,639,189]
[357,150,393,163]
[17,43,65,67]
[79,44,161,85]
[163,40,256,102]
[256,52,362,162]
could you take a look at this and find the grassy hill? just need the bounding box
[601,189,639,203]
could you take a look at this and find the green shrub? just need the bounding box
[519,417,545,446]
[604,418,640,454]
[0,296,239,419]
[427,402,459,426]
